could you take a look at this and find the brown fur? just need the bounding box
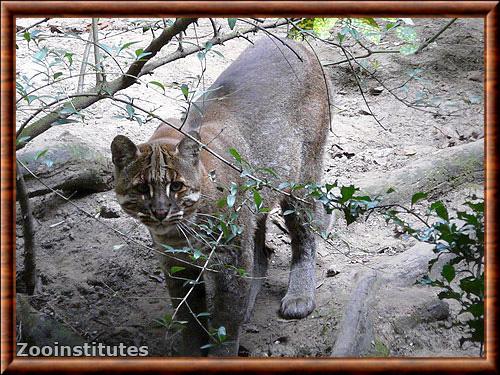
[111,37,330,356]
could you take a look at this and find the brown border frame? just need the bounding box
[1,1,498,374]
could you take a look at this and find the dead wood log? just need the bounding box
[17,132,114,197]
[355,139,483,204]
[331,270,378,357]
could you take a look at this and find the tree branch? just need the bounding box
[16,19,290,151]
[416,18,457,54]
[17,18,197,150]
[140,19,289,76]
[16,163,38,295]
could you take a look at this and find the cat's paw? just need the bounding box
[279,294,315,319]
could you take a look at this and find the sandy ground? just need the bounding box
[15,18,484,357]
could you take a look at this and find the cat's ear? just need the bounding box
[176,131,201,161]
[111,135,138,169]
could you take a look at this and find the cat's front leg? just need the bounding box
[207,266,251,356]
[161,257,210,356]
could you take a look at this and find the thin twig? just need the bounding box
[416,18,457,54]
[236,18,303,63]
[167,232,223,334]
[209,18,219,38]
[17,18,50,34]
[286,20,332,132]
[91,18,104,87]
[77,32,93,93]
[339,46,388,131]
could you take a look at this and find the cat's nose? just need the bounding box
[152,209,168,222]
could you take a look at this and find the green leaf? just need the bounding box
[227,194,236,208]
[430,201,449,221]
[411,192,428,206]
[180,84,189,99]
[396,26,417,43]
[35,149,48,160]
[64,52,74,66]
[119,40,140,53]
[386,187,396,194]
[217,198,227,208]
[260,167,278,177]
[360,18,379,29]
[134,48,152,60]
[196,51,205,61]
[465,201,484,214]
[23,31,31,42]
[53,118,79,125]
[466,302,484,318]
[459,276,483,297]
[53,72,63,80]
[148,80,165,92]
[59,102,78,115]
[217,326,227,341]
[126,103,135,118]
[33,47,48,62]
[253,190,263,210]
[438,290,461,300]
[441,264,455,283]
[170,266,186,275]
[230,182,238,196]
[340,185,357,203]
[25,95,38,104]
[229,148,242,163]
[227,18,237,30]
[16,136,30,146]
[312,18,338,38]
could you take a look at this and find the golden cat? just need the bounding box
[111,37,329,356]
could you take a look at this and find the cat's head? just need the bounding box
[111,131,202,235]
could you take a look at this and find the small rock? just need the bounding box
[466,70,482,82]
[100,204,121,219]
[244,324,259,333]
[369,86,384,96]
[403,148,417,156]
[420,300,450,322]
[326,267,340,277]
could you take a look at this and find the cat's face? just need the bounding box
[111,132,202,235]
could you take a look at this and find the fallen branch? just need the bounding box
[331,271,377,356]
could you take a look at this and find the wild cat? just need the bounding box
[111,37,329,356]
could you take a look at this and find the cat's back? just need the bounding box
[188,37,330,181]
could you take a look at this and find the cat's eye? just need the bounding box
[170,181,183,192]
[136,183,149,194]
